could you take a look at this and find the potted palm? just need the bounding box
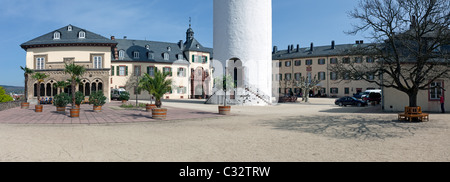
[55,81,70,95]
[32,72,48,113]
[145,70,172,120]
[119,91,130,104]
[138,74,157,112]
[89,91,106,112]
[64,63,86,117]
[20,66,34,109]
[214,75,235,115]
[53,92,70,114]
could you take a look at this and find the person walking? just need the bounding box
[440,95,445,113]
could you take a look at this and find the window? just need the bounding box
[343,57,350,64]
[345,88,350,95]
[354,57,363,63]
[430,81,444,100]
[306,59,313,65]
[285,73,292,81]
[330,72,338,80]
[148,52,154,60]
[330,58,338,64]
[78,31,86,39]
[67,25,72,31]
[178,68,186,77]
[367,72,375,80]
[285,61,291,67]
[167,47,171,51]
[202,56,208,63]
[295,60,301,66]
[278,74,283,81]
[178,54,184,60]
[318,72,326,80]
[119,50,125,60]
[147,66,155,76]
[134,65,141,76]
[366,57,374,63]
[146,45,150,50]
[164,53,169,60]
[53,32,60,39]
[163,67,172,76]
[177,87,187,94]
[318,59,325,65]
[93,56,102,69]
[36,57,45,70]
[330,88,339,94]
[119,66,127,76]
[133,51,140,59]
[343,72,350,80]
[295,73,302,81]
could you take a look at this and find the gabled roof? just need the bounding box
[272,43,372,60]
[114,39,190,64]
[184,37,211,53]
[21,25,117,49]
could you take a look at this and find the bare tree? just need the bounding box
[330,0,450,107]
[294,75,322,103]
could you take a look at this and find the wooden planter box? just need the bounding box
[218,106,231,115]
[93,106,102,112]
[70,108,80,118]
[21,102,30,109]
[56,107,66,114]
[35,105,43,113]
[146,104,157,112]
[152,108,167,120]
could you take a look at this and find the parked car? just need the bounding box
[111,88,127,100]
[363,92,382,102]
[335,96,368,107]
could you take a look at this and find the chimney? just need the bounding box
[273,46,278,54]
[111,36,115,40]
[291,44,294,51]
[287,45,291,53]
[356,40,360,44]
[123,36,127,39]
[179,40,184,49]
[331,40,335,49]
[114,47,118,60]
[296,44,300,52]
[360,40,364,44]
[310,42,314,52]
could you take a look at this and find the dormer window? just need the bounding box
[148,52,154,59]
[177,54,183,60]
[167,47,171,51]
[53,32,61,40]
[67,25,72,31]
[78,31,86,39]
[196,44,200,49]
[133,51,140,59]
[119,50,125,60]
[145,45,150,50]
[163,53,169,60]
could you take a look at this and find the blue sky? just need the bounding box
[0,0,366,87]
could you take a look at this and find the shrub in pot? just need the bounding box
[119,91,130,104]
[32,72,48,113]
[20,66,34,109]
[214,75,235,115]
[139,70,172,119]
[74,91,85,108]
[89,91,106,112]
[53,93,70,114]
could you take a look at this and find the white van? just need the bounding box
[111,88,127,100]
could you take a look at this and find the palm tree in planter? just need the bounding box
[146,70,172,120]
[55,81,70,94]
[31,72,48,112]
[20,66,34,109]
[138,73,157,112]
[64,63,86,117]
[53,92,70,114]
[89,91,107,112]
[214,75,235,115]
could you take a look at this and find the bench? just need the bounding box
[398,107,429,122]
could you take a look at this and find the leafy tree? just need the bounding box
[139,70,172,108]
[55,81,70,94]
[214,75,235,106]
[0,86,13,103]
[330,0,450,107]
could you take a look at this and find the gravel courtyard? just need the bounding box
[0,98,448,162]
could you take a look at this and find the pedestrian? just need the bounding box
[440,95,445,113]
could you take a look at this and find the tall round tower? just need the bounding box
[213,0,273,105]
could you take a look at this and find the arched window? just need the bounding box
[119,50,125,60]
[52,84,57,96]
[85,84,91,96]
[53,32,60,39]
[46,83,52,96]
[40,83,45,96]
[78,31,86,39]
[98,82,103,91]
[79,84,84,95]
[91,83,97,92]
[145,45,150,50]
[34,83,37,97]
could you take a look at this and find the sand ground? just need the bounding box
[0,98,448,162]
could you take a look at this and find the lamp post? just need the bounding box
[135,75,139,106]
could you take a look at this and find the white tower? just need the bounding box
[213,0,273,105]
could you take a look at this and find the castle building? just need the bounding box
[21,24,213,103]
[272,41,380,98]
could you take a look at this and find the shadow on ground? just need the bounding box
[262,115,430,140]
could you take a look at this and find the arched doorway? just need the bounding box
[191,67,205,99]
[227,58,243,99]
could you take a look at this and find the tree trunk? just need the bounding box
[155,99,162,108]
[36,83,40,106]
[72,80,76,109]
[24,74,28,103]
[407,90,419,107]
